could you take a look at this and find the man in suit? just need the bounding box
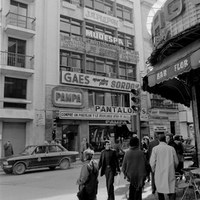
[98,140,120,200]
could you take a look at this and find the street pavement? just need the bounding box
[0,159,194,200]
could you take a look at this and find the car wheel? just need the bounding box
[59,159,70,170]
[49,166,56,170]
[13,163,26,175]
[3,169,12,174]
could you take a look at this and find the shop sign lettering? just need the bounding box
[174,58,189,72]
[86,30,123,45]
[95,105,133,114]
[59,111,132,120]
[61,71,140,91]
[84,8,119,28]
[156,69,167,80]
[52,86,83,108]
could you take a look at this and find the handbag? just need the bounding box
[77,185,86,200]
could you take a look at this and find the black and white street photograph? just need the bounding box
[1,0,200,200]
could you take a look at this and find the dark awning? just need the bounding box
[147,49,200,87]
[143,76,191,107]
[142,48,200,107]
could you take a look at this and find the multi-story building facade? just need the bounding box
[141,0,194,139]
[0,0,148,157]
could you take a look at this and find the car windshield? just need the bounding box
[21,146,36,155]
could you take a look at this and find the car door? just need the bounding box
[29,146,48,168]
[46,145,64,166]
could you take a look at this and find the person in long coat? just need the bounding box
[4,141,14,157]
[150,133,179,200]
[77,149,99,200]
[122,137,149,200]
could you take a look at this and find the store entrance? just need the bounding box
[62,125,78,151]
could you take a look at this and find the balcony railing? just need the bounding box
[6,12,36,31]
[1,51,34,69]
[151,99,178,109]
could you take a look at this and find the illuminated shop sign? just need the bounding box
[86,30,123,45]
[95,105,133,114]
[52,86,83,108]
[60,33,139,64]
[84,7,119,28]
[59,111,132,120]
[61,71,140,91]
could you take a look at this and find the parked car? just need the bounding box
[1,144,79,175]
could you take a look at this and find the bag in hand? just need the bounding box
[77,185,86,200]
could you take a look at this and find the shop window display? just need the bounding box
[89,124,131,152]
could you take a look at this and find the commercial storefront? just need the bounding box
[143,0,200,165]
[46,73,139,152]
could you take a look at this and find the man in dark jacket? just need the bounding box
[122,137,148,200]
[98,140,120,200]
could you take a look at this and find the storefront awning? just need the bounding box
[142,49,200,107]
[147,49,200,87]
[143,76,191,107]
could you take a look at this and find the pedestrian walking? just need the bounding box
[80,137,89,162]
[150,132,179,200]
[122,137,149,200]
[174,134,184,177]
[147,132,159,194]
[77,148,98,200]
[98,140,120,200]
[4,141,14,157]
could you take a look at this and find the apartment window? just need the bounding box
[63,0,82,6]
[86,56,116,76]
[4,77,27,99]
[118,32,134,50]
[85,0,113,14]
[10,0,28,28]
[4,77,27,108]
[89,91,129,108]
[119,62,136,81]
[111,93,129,107]
[116,4,132,22]
[60,16,82,38]
[60,50,83,72]
[8,37,26,68]
[88,91,105,107]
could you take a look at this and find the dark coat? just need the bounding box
[77,160,99,200]
[147,139,159,161]
[122,147,148,188]
[98,149,120,177]
[4,143,14,157]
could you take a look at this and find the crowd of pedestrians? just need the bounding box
[77,132,186,200]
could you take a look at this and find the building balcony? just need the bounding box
[5,12,36,39]
[0,51,34,77]
[150,99,178,110]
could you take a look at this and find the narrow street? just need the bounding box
[0,163,152,200]
[0,160,193,200]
